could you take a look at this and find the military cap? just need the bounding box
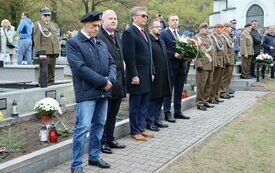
[80,11,102,23]
[230,19,237,24]
[199,22,208,29]
[224,23,231,27]
[40,7,51,15]
[244,23,252,28]
[214,23,224,28]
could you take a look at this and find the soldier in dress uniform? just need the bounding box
[220,23,235,98]
[209,24,225,104]
[33,7,60,85]
[193,23,214,111]
[240,23,254,79]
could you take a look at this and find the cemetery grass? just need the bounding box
[162,78,275,173]
[0,98,129,164]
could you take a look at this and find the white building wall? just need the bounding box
[209,0,275,28]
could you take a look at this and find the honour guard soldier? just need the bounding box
[220,23,235,98]
[240,23,254,79]
[193,23,214,111]
[209,24,225,104]
[33,7,60,85]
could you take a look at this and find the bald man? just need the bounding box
[97,10,126,154]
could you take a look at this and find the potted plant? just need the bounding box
[34,98,62,122]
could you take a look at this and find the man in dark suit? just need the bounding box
[145,18,171,131]
[160,14,190,123]
[122,6,154,141]
[97,10,126,154]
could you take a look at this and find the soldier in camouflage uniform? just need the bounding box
[209,24,225,104]
[193,23,214,111]
[220,23,235,98]
[33,7,59,85]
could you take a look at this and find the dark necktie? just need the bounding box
[90,36,96,43]
[173,30,178,39]
[110,34,116,43]
[140,29,148,42]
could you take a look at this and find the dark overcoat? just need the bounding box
[97,28,126,99]
[66,32,116,103]
[149,34,171,99]
[122,25,154,95]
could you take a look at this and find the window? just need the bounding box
[246,4,264,28]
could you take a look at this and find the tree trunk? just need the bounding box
[82,0,89,14]
[91,0,95,11]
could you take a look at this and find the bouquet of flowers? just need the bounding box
[255,52,274,66]
[175,36,208,60]
[34,97,62,116]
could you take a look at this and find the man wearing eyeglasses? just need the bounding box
[160,15,190,123]
[122,6,155,141]
[33,7,59,85]
[67,11,116,173]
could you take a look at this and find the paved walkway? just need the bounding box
[43,91,266,173]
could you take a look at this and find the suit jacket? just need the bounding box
[122,24,154,95]
[160,28,178,59]
[149,34,171,99]
[97,28,126,99]
[251,28,262,55]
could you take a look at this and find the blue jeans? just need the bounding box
[129,94,150,135]
[71,99,108,169]
[17,38,32,64]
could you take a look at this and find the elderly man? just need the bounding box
[160,14,190,122]
[240,23,254,79]
[230,19,240,64]
[67,11,116,173]
[97,10,126,154]
[122,6,154,141]
[33,7,59,85]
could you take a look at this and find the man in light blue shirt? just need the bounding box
[17,12,32,64]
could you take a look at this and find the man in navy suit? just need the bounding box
[122,6,154,141]
[160,15,190,122]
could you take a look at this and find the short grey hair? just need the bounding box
[130,6,147,20]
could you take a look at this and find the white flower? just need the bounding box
[34,97,62,114]
[179,36,189,43]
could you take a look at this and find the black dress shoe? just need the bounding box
[220,95,230,99]
[215,98,224,103]
[155,121,169,128]
[165,113,176,123]
[88,159,111,168]
[203,103,214,108]
[174,113,190,119]
[146,124,160,131]
[107,140,126,149]
[209,99,219,104]
[197,104,207,111]
[101,144,112,154]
